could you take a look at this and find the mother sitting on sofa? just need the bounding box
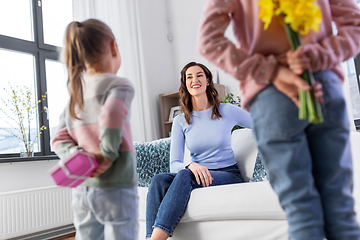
[145,62,252,240]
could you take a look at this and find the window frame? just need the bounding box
[0,0,62,162]
[354,0,360,130]
[352,54,360,130]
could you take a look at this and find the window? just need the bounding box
[42,0,73,47]
[0,0,73,162]
[346,57,360,129]
[45,59,69,151]
[0,0,34,41]
[348,0,360,130]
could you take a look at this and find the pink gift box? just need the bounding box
[49,150,99,188]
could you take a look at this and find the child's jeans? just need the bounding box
[146,164,243,238]
[72,186,138,240]
[249,70,360,240]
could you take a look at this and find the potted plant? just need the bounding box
[0,83,47,157]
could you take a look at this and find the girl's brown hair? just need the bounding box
[179,62,221,125]
[63,19,115,119]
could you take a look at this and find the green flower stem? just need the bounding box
[299,88,307,119]
[283,23,323,124]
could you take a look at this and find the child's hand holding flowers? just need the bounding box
[258,0,324,123]
[286,46,311,75]
[286,48,324,104]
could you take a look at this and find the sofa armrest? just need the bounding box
[231,128,258,182]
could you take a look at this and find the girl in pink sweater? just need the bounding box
[198,0,360,239]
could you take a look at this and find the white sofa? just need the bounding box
[137,129,360,240]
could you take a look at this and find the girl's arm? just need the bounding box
[299,0,360,73]
[51,111,79,159]
[197,0,278,85]
[169,116,187,173]
[98,82,134,162]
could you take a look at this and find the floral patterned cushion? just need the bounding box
[250,153,269,182]
[134,138,171,187]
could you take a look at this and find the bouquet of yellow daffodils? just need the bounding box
[258,0,324,124]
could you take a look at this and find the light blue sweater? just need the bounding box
[170,103,252,173]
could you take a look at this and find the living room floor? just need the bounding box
[49,233,75,240]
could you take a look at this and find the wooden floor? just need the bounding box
[49,232,75,240]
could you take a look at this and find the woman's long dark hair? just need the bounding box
[179,62,221,125]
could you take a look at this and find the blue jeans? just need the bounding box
[72,186,138,240]
[249,70,360,240]
[146,164,243,238]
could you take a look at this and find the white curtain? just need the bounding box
[72,0,155,141]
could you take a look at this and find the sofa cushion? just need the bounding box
[137,182,286,222]
[134,138,171,187]
[138,187,148,221]
[231,128,258,182]
[250,153,269,182]
[183,181,286,222]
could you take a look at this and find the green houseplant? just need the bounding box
[0,83,47,157]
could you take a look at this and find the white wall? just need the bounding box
[134,0,179,141]
[0,160,57,192]
[168,0,241,97]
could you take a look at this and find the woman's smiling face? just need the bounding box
[185,65,209,97]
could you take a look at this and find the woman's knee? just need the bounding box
[149,173,174,189]
[176,169,193,179]
[149,170,193,191]
[172,169,196,186]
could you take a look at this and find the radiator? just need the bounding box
[0,186,73,240]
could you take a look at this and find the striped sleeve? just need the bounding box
[51,110,79,159]
[98,82,134,161]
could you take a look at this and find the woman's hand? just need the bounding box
[91,152,112,177]
[187,162,213,187]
